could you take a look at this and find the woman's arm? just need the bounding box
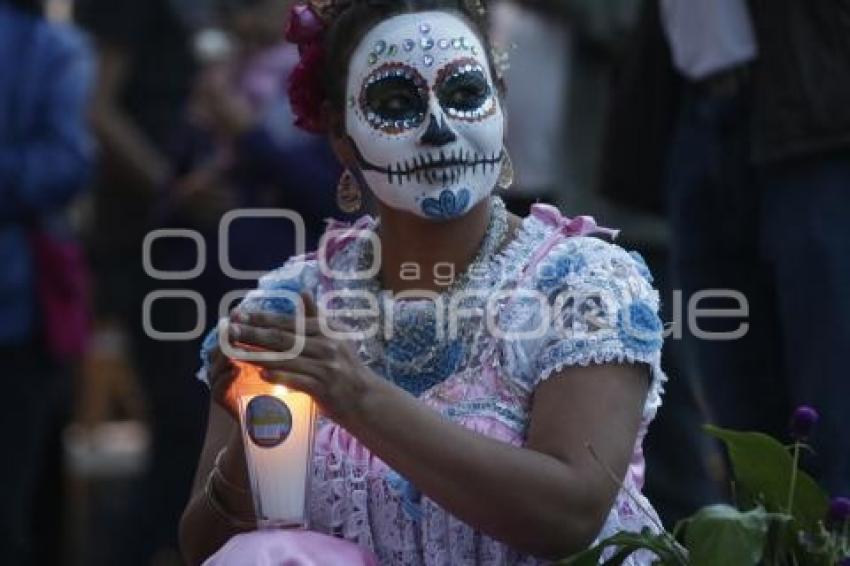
[345,362,648,559]
[179,354,255,565]
[233,303,649,559]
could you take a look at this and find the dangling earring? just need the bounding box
[497,149,514,191]
[336,169,362,213]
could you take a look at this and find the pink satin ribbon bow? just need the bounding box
[523,203,620,279]
[530,202,619,239]
[319,215,377,265]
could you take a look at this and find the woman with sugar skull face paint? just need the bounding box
[344,11,505,220]
[181,2,668,565]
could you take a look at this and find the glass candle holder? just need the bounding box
[231,362,316,529]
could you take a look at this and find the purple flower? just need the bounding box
[827,496,850,527]
[790,405,819,440]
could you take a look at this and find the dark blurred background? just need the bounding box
[1,0,848,564]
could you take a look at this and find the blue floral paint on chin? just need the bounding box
[421,188,471,220]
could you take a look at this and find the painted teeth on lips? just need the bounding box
[398,150,501,174]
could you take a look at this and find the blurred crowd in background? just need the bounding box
[1,0,848,564]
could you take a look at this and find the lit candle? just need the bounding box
[231,362,316,529]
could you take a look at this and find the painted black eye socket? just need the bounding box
[364,76,427,122]
[438,70,491,111]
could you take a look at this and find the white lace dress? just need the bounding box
[199,203,667,565]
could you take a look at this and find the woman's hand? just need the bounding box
[227,294,381,427]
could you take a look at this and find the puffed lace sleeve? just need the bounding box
[502,236,667,420]
[196,255,320,387]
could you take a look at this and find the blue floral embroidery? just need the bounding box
[254,277,303,315]
[384,307,464,396]
[536,253,588,294]
[199,327,220,377]
[387,339,463,396]
[421,189,471,219]
[628,251,654,284]
[385,470,422,521]
[617,301,663,355]
[376,303,466,395]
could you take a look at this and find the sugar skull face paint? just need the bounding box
[345,12,504,220]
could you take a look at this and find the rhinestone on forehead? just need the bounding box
[363,14,487,67]
[359,61,428,135]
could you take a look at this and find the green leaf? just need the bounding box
[704,425,829,528]
[559,529,686,565]
[603,546,639,565]
[683,504,771,566]
[559,544,605,566]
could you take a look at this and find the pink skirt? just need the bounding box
[203,530,379,566]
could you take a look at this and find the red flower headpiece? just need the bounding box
[285,3,329,133]
[284,0,492,133]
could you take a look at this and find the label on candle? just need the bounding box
[246,395,293,448]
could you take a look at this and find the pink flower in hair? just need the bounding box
[288,42,327,133]
[284,3,328,133]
